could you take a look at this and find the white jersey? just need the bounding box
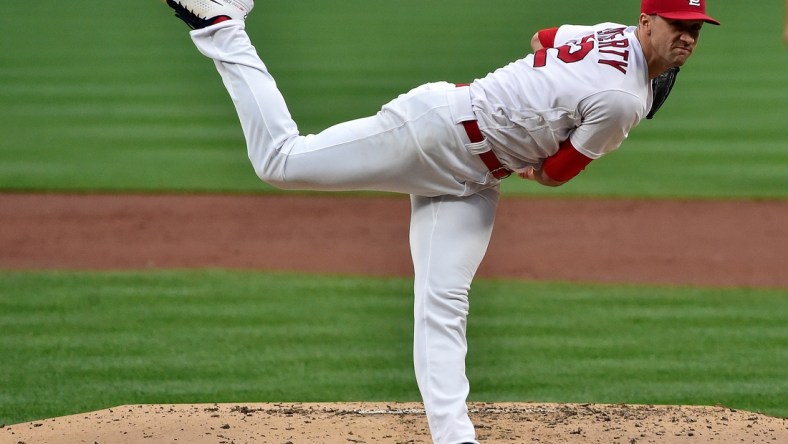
[470,23,653,171]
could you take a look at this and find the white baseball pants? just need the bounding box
[191,21,500,444]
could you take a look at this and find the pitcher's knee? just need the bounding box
[247,138,295,188]
[252,165,284,187]
[253,163,314,191]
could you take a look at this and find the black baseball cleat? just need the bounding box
[164,0,254,29]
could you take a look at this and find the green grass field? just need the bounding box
[1,0,786,427]
[1,1,786,197]
[1,271,786,424]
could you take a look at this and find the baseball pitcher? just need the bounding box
[160,1,719,442]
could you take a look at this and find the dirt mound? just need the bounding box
[3,402,786,444]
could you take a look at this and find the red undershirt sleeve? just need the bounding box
[542,139,594,183]
[537,27,559,48]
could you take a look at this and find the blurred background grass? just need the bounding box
[2,271,786,423]
[1,0,786,197]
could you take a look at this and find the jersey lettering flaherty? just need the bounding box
[470,23,652,171]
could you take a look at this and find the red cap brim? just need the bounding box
[657,11,721,26]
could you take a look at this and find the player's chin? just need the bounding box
[673,49,692,64]
[669,53,690,67]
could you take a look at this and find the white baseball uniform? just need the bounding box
[189,20,651,444]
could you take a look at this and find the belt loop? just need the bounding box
[455,84,511,180]
[463,119,511,180]
[461,120,484,144]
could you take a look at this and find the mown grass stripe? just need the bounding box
[1,1,786,197]
[1,270,785,423]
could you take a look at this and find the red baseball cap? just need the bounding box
[641,0,721,25]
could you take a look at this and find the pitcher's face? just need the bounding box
[645,15,704,68]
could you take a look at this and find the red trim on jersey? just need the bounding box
[537,27,559,48]
[542,139,594,182]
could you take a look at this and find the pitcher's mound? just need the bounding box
[3,402,786,443]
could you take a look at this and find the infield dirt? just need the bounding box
[2,193,787,287]
[1,193,786,443]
